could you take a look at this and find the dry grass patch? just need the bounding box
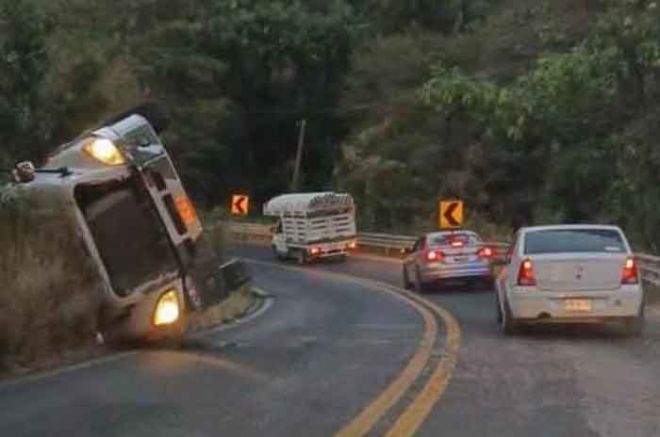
[0,187,104,373]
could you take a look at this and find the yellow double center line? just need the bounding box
[246,259,462,436]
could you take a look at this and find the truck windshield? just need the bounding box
[77,179,178,296]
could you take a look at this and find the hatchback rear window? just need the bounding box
[524,229,626,254]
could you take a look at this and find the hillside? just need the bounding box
[1,0,658,248]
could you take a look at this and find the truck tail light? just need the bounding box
[517,258,536,286]
[621,257,639,285]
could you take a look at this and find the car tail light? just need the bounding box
[425,250,444,262]
[621,257,639,284]
[477,247,493,258]
[309,247,321,256]
[347,241,357,250]
[517,258,536,286]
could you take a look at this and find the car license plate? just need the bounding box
[563,299,592,312]
[452,256,468,263]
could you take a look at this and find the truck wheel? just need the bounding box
[296,250,308,265]
[272,245,287,261]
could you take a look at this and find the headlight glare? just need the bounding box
[83,138,126,165]
[153,290,180,326]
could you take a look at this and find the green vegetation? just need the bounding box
[1,0,659,249]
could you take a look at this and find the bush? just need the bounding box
[0,185,103,372]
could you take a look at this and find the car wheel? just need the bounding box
[414,269,425,293]
[625,305,645,336]
[501,298,519,336]
[495,293,503,323]
[481,276,495,292]
[402,267,412,290]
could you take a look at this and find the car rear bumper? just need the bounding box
[507,287,643,321]
[421,262,492,281]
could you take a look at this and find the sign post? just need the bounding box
[231,194,250,216]
[439,200,464,229]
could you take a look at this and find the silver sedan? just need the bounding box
[403,231,494,292]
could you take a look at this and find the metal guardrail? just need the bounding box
[224,221,660,287]
[637,254,660,287]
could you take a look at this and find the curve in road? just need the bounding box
[0,255,456,437]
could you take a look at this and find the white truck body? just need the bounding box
[264,192,357,262]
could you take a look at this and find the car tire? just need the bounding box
[403,268,412,290]
[414,268,429,294]
[501,298,519,336]
[495,293,503,323]
[625,305,645,336]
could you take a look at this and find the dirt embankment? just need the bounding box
[0,187,104,373]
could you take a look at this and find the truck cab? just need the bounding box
[12,106,224,341]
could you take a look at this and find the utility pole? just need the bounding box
[290,118,306,192]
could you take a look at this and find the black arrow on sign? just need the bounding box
[233,196,247,215]
[443,202,461,227]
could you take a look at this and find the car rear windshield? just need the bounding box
[524,229,626,254]
[429,233,481,247]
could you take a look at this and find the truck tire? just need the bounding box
[272,245,287,261]
[296,250,308,265]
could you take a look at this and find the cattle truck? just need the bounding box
[264,192,357,263]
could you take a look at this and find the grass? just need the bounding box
[0,186,104,373]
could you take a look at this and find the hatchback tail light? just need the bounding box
[425,250,444,262]
[621,256,639,285]
[477,247,493,258]
[517,258,536,286]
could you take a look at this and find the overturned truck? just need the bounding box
[8,106,240,342]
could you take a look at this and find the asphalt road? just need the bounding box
[0,253,430,436]
[2,245,660,436]
[233,246,660,437]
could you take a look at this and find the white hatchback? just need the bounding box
[496,225,644,335]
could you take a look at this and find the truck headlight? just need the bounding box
[153,290,180,326]
[83,138,126,165]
